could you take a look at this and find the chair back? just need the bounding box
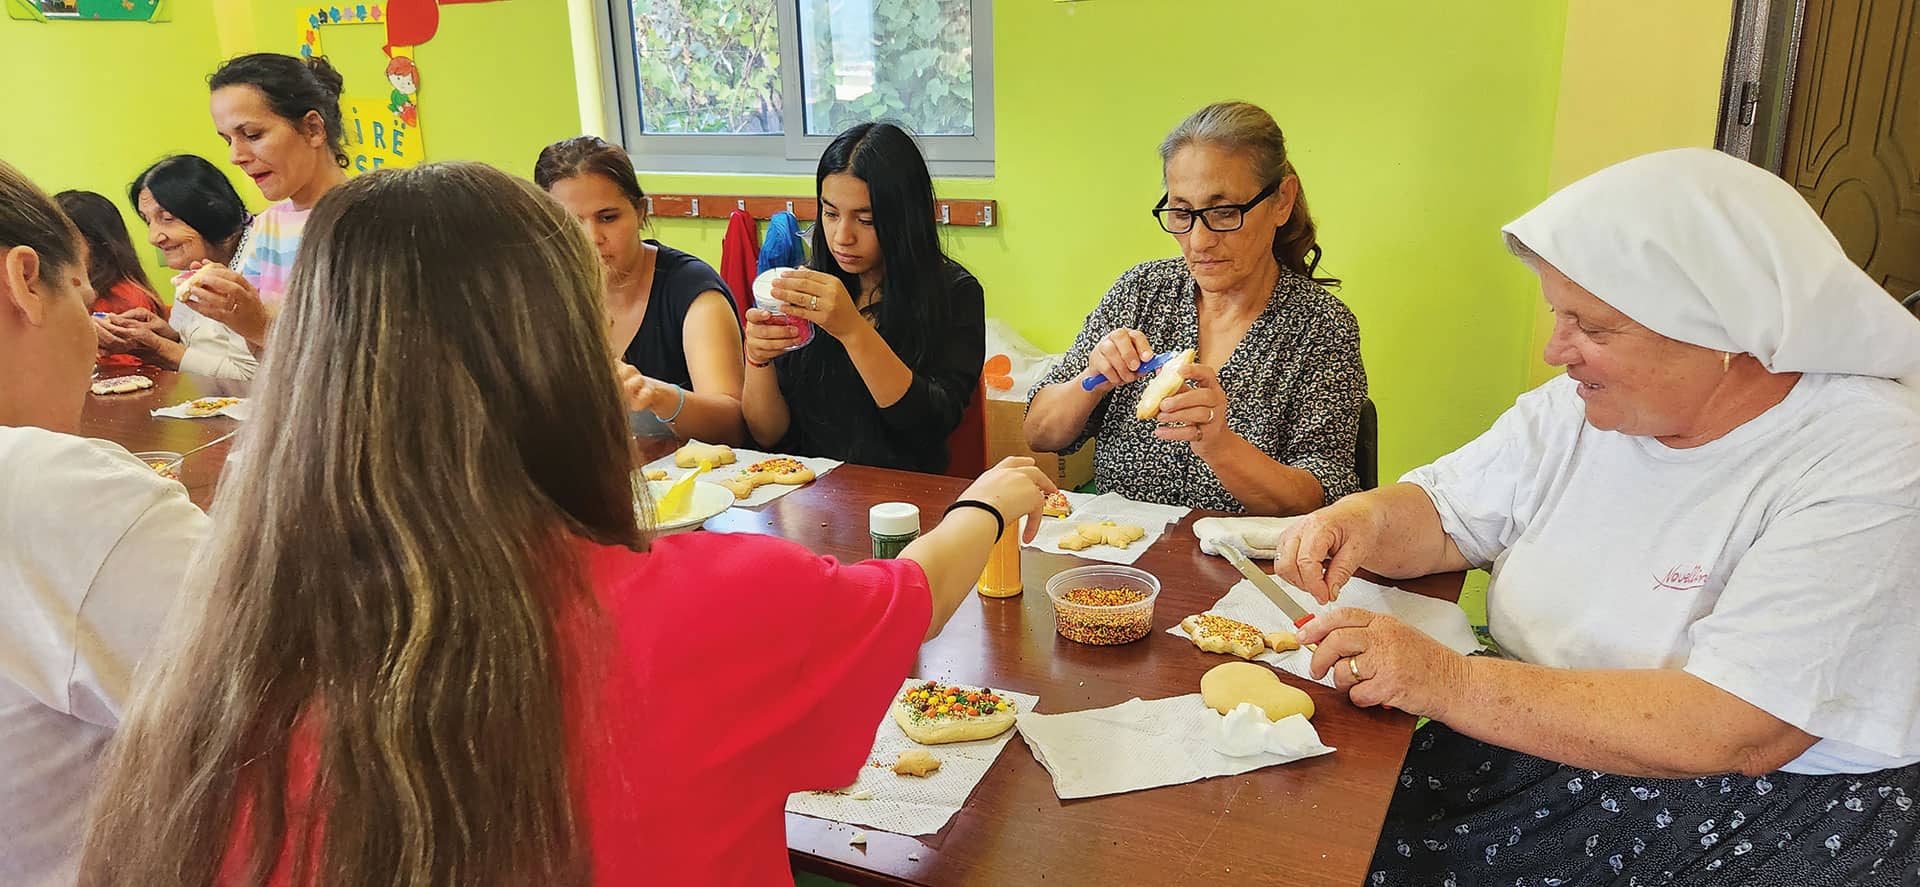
[1357,396,1379,491]
[944,384,988,478]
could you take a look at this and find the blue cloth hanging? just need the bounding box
[758,210,807,272]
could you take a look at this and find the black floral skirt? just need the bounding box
[1368,722,1920,886]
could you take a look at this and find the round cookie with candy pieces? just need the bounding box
[891,681,1017,744]
[90,375,154,396]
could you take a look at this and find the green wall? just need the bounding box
[5,0,1574,480]
[242,0,580,178]
[0,5,232,287]
[640,1,1570,479]
[0,0,579,292]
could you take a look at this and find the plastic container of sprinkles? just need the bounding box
[1046,564,1160,645]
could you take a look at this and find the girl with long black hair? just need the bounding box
[741,122,985,473]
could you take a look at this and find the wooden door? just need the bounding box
[1779,0,1920,299]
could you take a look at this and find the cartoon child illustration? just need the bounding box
[386,56,420,127]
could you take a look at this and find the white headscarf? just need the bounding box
[1504,148,1920,392]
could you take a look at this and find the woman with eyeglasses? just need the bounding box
[1024,101,1366,515]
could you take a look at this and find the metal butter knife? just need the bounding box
[1217,544,1318,651]
[1219,544,1393,705]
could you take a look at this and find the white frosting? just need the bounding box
[1212,703,1330,758]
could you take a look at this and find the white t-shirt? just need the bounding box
[0,427,208,886]
[1404,373,1920,776]
[170,295,258,381]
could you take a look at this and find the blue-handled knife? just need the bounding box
[1081,350,1178,391]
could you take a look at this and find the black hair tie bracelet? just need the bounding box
[942,498,1006,540]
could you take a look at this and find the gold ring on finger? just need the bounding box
[1348,657,1362,680]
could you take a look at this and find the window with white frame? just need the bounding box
[596,0,994,176]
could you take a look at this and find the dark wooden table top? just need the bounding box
[81,370,1464,887]
[81,367,249,509]
[716,473,1461,886]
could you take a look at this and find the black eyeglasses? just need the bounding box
[1151,181,1281,234]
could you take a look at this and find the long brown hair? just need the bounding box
[54,190,157,298]
[1160,101,1340,287]
[79,161,644,886]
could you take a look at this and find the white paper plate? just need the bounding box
[644,479,733,532]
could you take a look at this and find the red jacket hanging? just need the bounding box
[719,209,759,322]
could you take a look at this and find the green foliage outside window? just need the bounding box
[630,0,975,137]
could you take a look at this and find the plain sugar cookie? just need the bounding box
[1134,348,1196,420]
[1200,661,1314,722]
[674,441,736,468]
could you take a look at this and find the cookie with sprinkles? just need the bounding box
[718,456,817,499]
[1179,613,1269,659]
[890,681,1018,744]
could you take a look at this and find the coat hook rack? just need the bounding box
[641,193,998,227]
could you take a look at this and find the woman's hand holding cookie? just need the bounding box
[1153,361,1230,451]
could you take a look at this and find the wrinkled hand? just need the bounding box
[1300,608,1467,719]
[93,316,136,354]
[180,262,270,345]
[1274,496,1386,603]
[106,308,180,349]
[769,268,869,340]
[615,363,676,417]
[1151,361,1231,452]
[954,456,1059,543]
[1079,328,1155,390]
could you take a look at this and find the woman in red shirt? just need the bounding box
[77,161,1052,887]
[53,190,166,369]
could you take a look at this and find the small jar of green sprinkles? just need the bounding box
[869,502,920,558]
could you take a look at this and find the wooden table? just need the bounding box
[82,367,248,509]
[710,471,1458,887]
[81,370,1463,887]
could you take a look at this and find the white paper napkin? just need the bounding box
[151,396,249,420]
[1024,492,1191,565]
[1167,578,1483,686]
[1015,694,1334,800]
[785,679,1041,837]
[1192,515,1303,559]
[642,442,842,508]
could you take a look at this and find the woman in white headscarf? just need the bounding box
[1274,149,1920,885]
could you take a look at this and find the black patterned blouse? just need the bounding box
[1028,258,1366,513]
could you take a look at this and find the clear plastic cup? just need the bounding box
[132,450,183,481]
[1045,564,1161,645]
[751,267,815,351]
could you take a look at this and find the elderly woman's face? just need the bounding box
[1163,143,1295,294]
[1537,260,1728,438]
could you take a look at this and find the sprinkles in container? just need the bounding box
[1046,564,1160,645]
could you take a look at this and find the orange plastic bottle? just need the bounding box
[977,517,1023,598]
